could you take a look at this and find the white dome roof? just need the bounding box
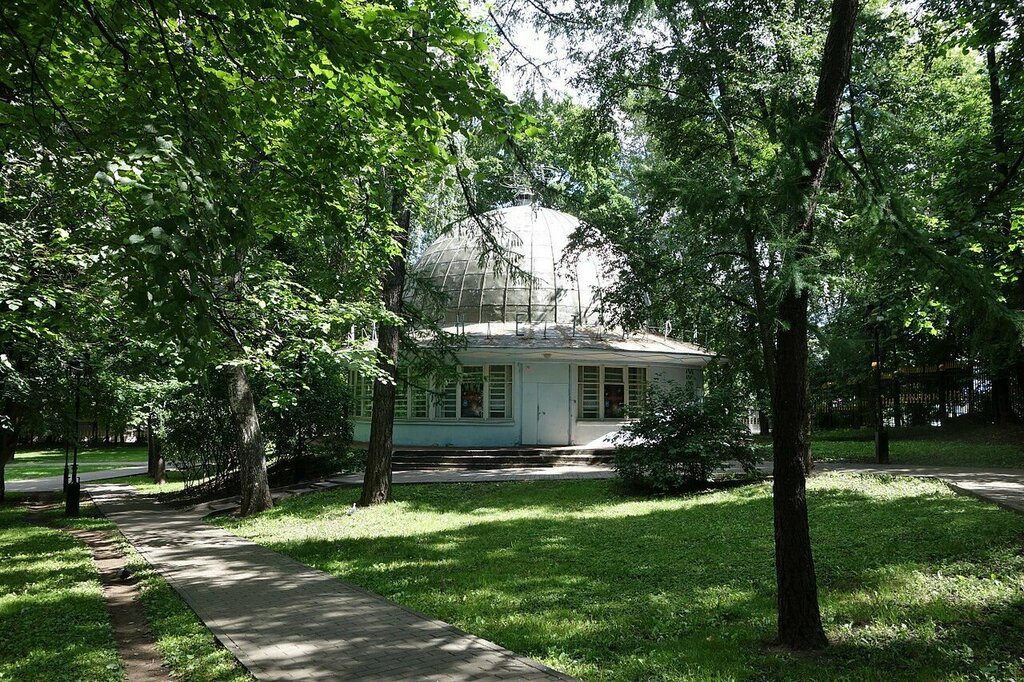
[410,203,609,326]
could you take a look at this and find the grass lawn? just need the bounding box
[103,471,187,495]
[809,427,1024,468]
[218,474,1024,681]
[0,498,250,682]
[10,445,148,465]
[41,503,252,682]
[6,464,145,482]
[0,501,122,681]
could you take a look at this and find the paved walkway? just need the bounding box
[89,484,571,681]
[7,466,148,493]
[818,462,1024,513]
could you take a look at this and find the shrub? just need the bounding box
[158,380,241,495]
[614,387,760,492]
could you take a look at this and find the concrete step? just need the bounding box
[391,449,615,470]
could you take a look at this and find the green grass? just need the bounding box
[808,428,1024,468]
[0,503,122,681]
[218,475,1024,681]
[102,471,187,495]
[11,446,148,465]
[6,501,250,682]
[6,464,144,482]
[4,446,149,481]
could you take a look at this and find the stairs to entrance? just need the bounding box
[391,447,615,470]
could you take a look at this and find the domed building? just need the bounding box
[351,191,713,448]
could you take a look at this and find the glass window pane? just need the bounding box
[488,365,510,419]
[438,381,457,419]
[578,366,600,419]
[410,383,429,418]
[394,383,408,419]
[604,382,625,418]
[461,365,484,419]
[628,367,647,409]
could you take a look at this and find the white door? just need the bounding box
[535,382,569,445]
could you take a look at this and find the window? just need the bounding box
[488,365,511,419]
[434,365,512,420]
[577,365,648,419]
[628,367,648,408]
[578,366,600,419]
[351,373,373,418]
[438,380,458,419]
[603,367,625,418]
[685,368,699,397]
[409,382,429,418]
[460,366,484,418]
[352,365,513,421]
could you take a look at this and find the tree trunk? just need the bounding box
[147,415,167,484]
[361,196,412,507]
[771,0,859,650]
[225,363,273,515]
[0,400,23,505]
[772,287,827,650]
[992,374,1018,424]
[0,429,14,506]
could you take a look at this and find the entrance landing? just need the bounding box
[382,444,616,470]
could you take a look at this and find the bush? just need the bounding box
[158,380,241,495]
[614,387,760,492]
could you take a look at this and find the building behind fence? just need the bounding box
[810,362,1024,430]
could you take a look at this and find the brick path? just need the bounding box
[88,485,572,681]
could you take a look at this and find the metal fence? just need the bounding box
[810,362,1024,429]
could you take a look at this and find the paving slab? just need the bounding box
[88,484,573,682]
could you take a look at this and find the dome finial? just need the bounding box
[513,187,537,206]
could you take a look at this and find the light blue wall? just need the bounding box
[352,360,703,447]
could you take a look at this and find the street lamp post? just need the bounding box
[872,312,890,464]
[66,360,82,517]
[62,415,70,494]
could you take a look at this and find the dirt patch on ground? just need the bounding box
[27,501,169,681]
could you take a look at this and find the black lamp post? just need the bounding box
[65,359,83,517]
[62,381,71,494]
[869,308,890,464]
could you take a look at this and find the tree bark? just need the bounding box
[146,415,167,484]
[992,374,1018,424]
[0,427,14,506]
[985,43,1023,424]
[225,363,273,515]
[771,0,859,651]
[772,287,827,649]
[0,399,24,505]
[360,196,412,506]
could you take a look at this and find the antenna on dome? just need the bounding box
[499,165,555,207]
[513,187,537,206]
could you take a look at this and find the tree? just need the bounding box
[519,0,862,649]
[3,0,517,514]
[770,0,859,649]
[361,189,411,506]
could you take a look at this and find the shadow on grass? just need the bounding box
[0,510,121,682]
[233,477,1024,680]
